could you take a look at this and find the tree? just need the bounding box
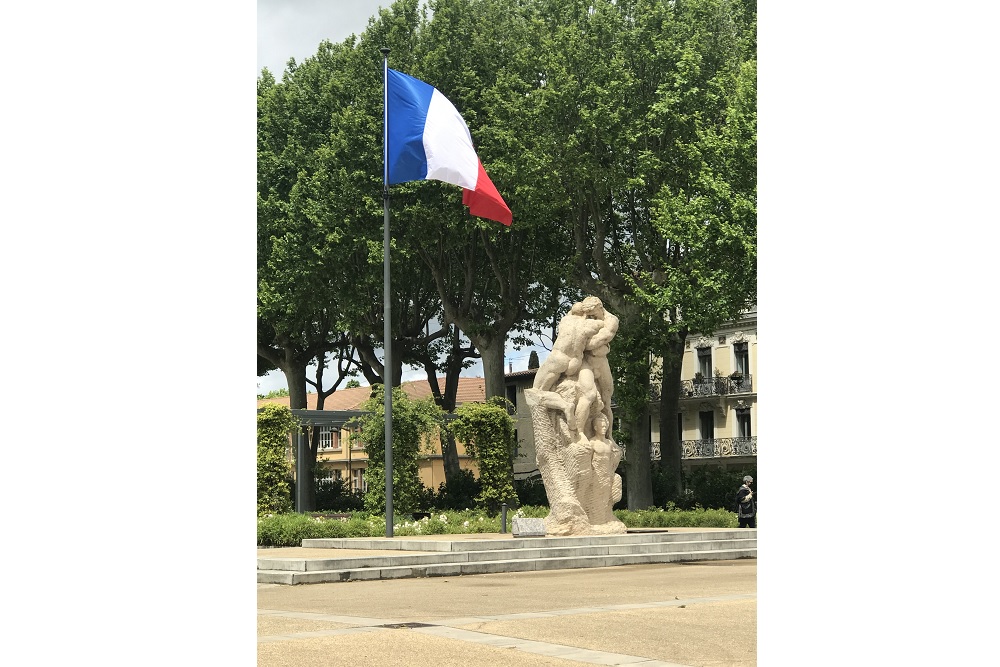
[528,0,757,506]
[257,1,432,509]
[449,397,518,512]
[527,350,540,369]
[401,0,572,403]
[354,385,444,514]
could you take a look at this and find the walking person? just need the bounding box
[736,475,756,528]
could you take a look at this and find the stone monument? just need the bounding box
[523,296,627,536]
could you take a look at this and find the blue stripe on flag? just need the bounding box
[387,69,434,185]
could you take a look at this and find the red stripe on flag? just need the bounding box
[462,160,512,226]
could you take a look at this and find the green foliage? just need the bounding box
[257,404,297,516]
[514,475,549,508]
[257,512,387,546]
[313,477,365,512]
[353,385,445,514]
[449,397,518,511]
[432,468,482,510]
[682,465,757,510]
[256,505,734,546]
[257,387,290,400]
[614,506,736,528]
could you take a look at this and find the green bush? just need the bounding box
[354,386,444,514]
[639,464,757,510]
[514,475,548,507]
[614,505,736,528]
[257,404,296,516]
[683,466,757,510]
[313,477,365,512]
[433,468,482,510]
[449,398,518,512]
[256,505,735,546]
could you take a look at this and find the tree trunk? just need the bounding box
[279,364,316,512]
[658,332,686,498]
[624,377,654,509]
[476,337,506,400]
[624,413,654,509]
[284,364,308,411]
[441,431,462,483]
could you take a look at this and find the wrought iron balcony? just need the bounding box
[628,436,757,461]
[680,375,753,398]
[681,437,756,459]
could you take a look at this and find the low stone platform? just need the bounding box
[258,528,756,585]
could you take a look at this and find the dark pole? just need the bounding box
[295,429,307,512]
[381,46,394,538]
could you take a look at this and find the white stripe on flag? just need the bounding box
[423,88,479,190]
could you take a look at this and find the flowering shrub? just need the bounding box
[257,505,736,546]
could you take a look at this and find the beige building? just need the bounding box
[651,307,757,471]
[256,377,485,492]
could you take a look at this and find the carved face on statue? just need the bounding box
[573,296,605,320]
[593,414,608,439]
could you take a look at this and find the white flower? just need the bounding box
[463,521,470,527]
[439,514,448,522]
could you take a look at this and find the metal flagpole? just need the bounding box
[380,47,394,538]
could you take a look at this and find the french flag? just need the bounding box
[386,68,512,226]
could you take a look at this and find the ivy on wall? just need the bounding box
[449,397,518,512]
[257,403,297,516]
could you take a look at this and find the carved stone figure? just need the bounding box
[524,296,627,536]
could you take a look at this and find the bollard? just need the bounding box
[500,503,508,534]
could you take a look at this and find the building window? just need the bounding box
[318,469,343,484]
[699,410,714,441]
[734,342,749,377]
[737,409,752,438]
[697,347,712,378]
[318,426,341,451]
[506,384,517,414]
[351,468,367,493]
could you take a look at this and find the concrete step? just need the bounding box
[259,538,756,572]
[259,530,757,584]
[300,529,750,552]
[257,547,757,585]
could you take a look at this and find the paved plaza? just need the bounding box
[258,559,757,666]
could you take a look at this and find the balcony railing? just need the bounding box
[626,436,757,461]
[680,375,753,398]
[681,437,756,459]
[649,435,757,461]
[648,375,754,401]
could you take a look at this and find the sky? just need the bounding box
[256,0,547,395]
[257,0,390,80]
